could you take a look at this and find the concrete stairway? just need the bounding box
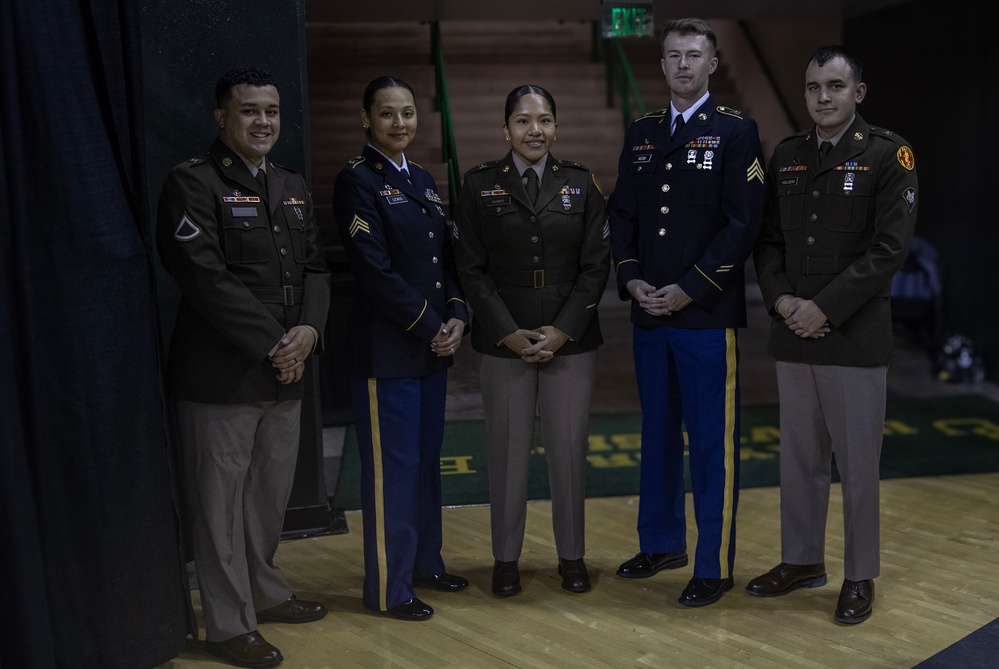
[304,19,745,257]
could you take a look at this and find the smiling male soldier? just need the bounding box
[157,67,331,667]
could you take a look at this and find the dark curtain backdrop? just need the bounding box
[1,1,191,667]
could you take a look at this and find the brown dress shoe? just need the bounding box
[492,560,522,597]
[745,562,827,597]
[558,558,591,593]
[835,578,875,624]
[616,551,689,578]
[256,595,328,623]
[206,631,283,668]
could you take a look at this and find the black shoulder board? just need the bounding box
[636,108,667,122]
[869,126,897,140]
[347,155,365,168]
[187,156,206,164]
[471,159,502,173]
[555,159,588,171]
[716,105,745,119]
[270,162,297,174]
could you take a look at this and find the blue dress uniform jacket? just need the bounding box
[607,98,766,328]
[332,144,468,613]
[157,138,331,403]
[332,145,468,378]
[454,151,609,356]
[753,114,918,366]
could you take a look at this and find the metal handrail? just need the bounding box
[429,21,461,218]
[604,37,646,131]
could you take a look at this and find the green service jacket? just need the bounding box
[454,151,610,357]
[753,114,919,366]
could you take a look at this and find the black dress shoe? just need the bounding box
[414,571,470,592]
[835,578,875,624]
[558,558,591,593]
[678,576,734,607]
[745,562,827,597]
[388,597,434,621]
[492,560,522,597]
[616,551,688,578]
[206,631,283,668]
[256,595,328,623]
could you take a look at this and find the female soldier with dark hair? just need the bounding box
[332,76,469,622]
[454,84,610,597]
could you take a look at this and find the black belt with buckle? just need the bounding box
[494,265,579,288]
[248,285,303,305]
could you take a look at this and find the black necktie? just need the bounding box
[672,113,685,138]
[524,168,539,204]
[818,141,832,162]
[255,167,267,199]
[401,167,412,184]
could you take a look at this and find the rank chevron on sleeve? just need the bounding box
[349,214,370,238]
[746,158,765,184]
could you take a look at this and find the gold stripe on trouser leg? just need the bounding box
[367,379,389,611]
[719,328,737,579]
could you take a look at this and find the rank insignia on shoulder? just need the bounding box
[902,186,916,213]
[174,212,201,241]
[349,214,371,238]
[187,156,205,164]
[347,156,365,168]
[897,146,915,170]
[716,106,744,119]
[746,158,764,184]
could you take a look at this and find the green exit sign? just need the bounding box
[602,2,654,38]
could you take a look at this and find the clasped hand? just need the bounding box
[778,296,830,339]
[271,325,317,384]
[503,325,568,363]
[627,279,691,316]
[430,318,465,357]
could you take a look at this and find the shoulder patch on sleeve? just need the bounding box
[716,105,745,119]
[896,145,915,170]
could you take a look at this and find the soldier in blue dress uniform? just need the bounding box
[332,76,469,622]
[607,18,766,608]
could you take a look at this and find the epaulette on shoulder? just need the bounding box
[869,126,901,141]
[715,105,745,119]
[346,155,365,168]
[187,155,206,164]
[555,159,588,171]
[778,130,810,147]
[270,161,297,174]
[470,159,503,173]
[635,108,667,122]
